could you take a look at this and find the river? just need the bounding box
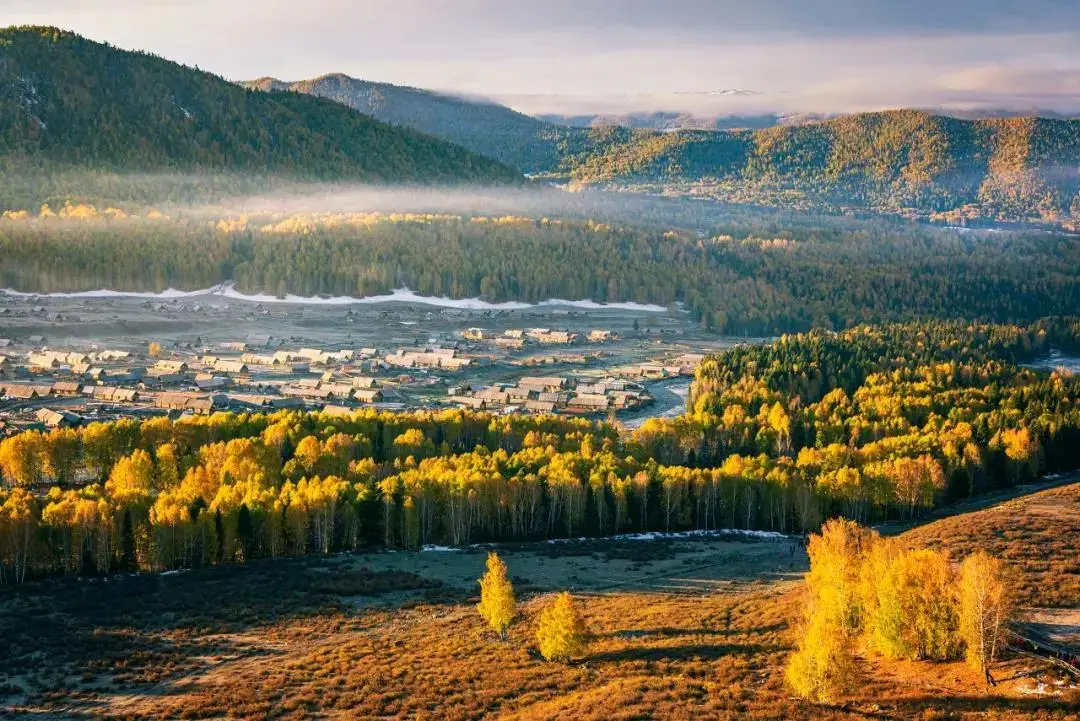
[1025,349,1080,374]
[620,378,691,429]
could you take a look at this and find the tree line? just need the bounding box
[1,320,1077,582]
[3,210,1080,335]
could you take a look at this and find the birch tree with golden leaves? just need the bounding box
[536,592,588,662]
[959,551,1013,686]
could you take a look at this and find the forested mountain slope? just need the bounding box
[564,111,1080,222]
[0,27,518,188]
[246,67,1080,223]
[243,73,575,173]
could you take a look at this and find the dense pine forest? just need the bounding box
[0,27,518,188]
[1,319,1078,581]
[2,207,1079,335]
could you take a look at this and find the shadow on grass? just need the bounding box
[589,642,784,663]
[597,622,787,640]
[0,554,443,710]
[882,694,1080,716]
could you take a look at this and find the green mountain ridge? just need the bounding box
[0,27,519,195]
[256,71,1080,223]
[569,112,1080,219]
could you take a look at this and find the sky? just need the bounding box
[6,0,1080,116]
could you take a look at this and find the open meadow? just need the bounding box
[1,484,1077,720]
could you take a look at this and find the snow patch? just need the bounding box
[0,283,668,312]
[415,528,789,553]
[0,286,213,300]
[944,225,1005,234]
[546,528,788,544]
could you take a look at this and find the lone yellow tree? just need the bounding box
[536,591,588,662]
[477,552,516,640]
[959,551,1013,686]
[786,518,874,703]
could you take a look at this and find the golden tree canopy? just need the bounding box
[536,591,588,662]
[477,551,516,638]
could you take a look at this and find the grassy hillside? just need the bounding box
[3,504,1074,718]
[244,73,574,173]
[903,480,1080,608]
[0,27,519,193]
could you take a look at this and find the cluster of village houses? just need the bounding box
[462,327,616,349]
[448,376,648,414]
[0,326,705,435]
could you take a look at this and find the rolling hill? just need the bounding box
[246,69,1080,223]
[0,27,519,188]
[243,73,574,174]
[564,111,1080,223]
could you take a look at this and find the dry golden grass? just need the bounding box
[2,489,1077,720]
[902,482,1080,608]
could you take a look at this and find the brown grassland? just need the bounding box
[903,481,1080,609]
[1,487,1078,720]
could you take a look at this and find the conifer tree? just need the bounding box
[477,552,516,639]
[536,591,588,662]
[236,504,254,562]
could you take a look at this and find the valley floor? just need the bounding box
[2,484,1078,720]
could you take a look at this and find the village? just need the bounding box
[0,292,731,437]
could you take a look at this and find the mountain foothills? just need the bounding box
[0,27,518,192]
[261,72,1080,225]
[566,112,1080,225]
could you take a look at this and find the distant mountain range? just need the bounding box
[0,27,518,187]
[535,112,781,132]
[3,28,1080,225]
[249,72,1080,223]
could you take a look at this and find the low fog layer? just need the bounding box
[175,182,749,231]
